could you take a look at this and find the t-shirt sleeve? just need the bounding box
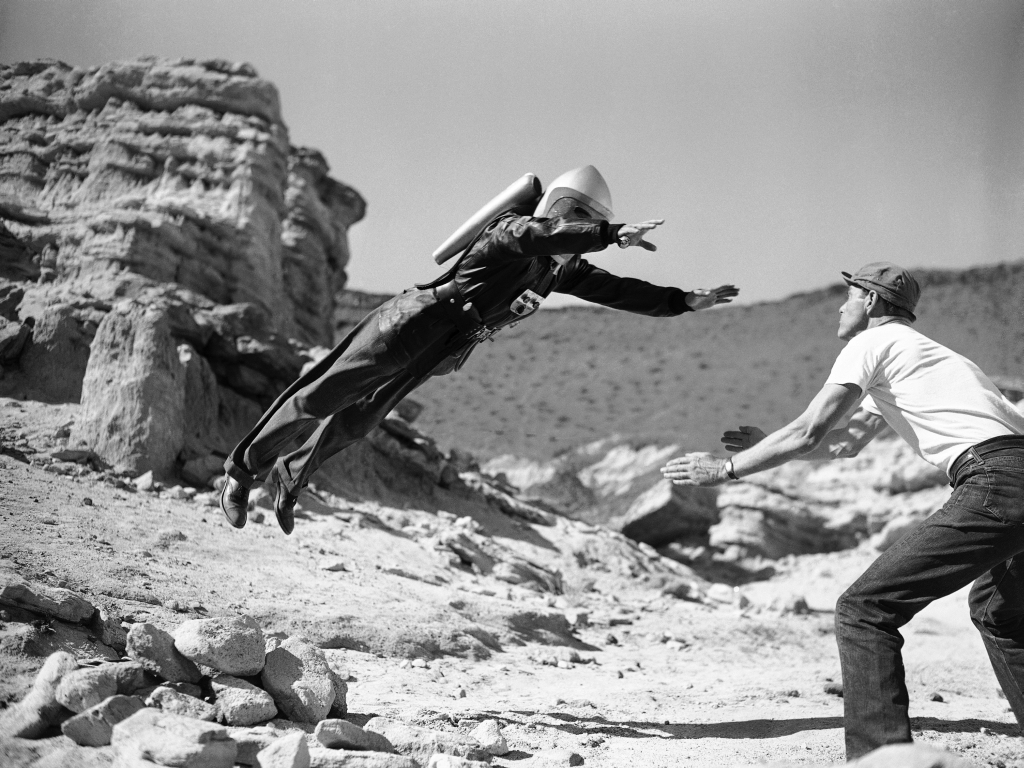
[825,334,878,395]
[859,393,881,416]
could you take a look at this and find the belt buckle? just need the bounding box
[470,325,497,343]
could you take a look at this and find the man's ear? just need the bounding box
[864,289,881,316]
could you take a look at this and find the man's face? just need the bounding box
[838,284,870,340]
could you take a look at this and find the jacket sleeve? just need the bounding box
[483,213,615,259]
[554,257,692,317]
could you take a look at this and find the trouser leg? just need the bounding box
[224,313,404,488]
[275,371,423,493]
[835,469,1024,760]
[970,556,1024,727]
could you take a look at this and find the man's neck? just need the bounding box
[866,316,911,331]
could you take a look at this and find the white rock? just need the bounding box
[261,636,336,723]
[211,674,278,726]
[55,666,119,713]
[469,718,508,755]
[126,622,202,683]
[111,707,237,767]
[256,731,310,768]
[314,718,395,752]
[174,614,265,676]
[61,694,145,747]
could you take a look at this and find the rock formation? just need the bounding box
[0,57,365,477]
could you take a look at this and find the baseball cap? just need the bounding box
[841,262,921,319]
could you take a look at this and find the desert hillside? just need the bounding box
[409,262,1024,460]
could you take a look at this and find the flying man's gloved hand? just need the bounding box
[721,425,766,452]
[660,452,730,487]
[618,219,664,251]
[684,285,740,311]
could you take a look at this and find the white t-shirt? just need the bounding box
[825,322,1024,474]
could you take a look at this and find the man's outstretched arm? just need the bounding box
[661,382,865,486]
[721,406,888,461]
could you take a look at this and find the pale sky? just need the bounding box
[2,0,1022,305]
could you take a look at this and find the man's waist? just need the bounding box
[949,434,1024,485]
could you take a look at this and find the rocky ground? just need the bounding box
[1,399,1022,767]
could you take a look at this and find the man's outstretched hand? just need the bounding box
[661,452,730,487]
[618,220,664,251]
[721,425,766,452]
[684,285,740,311]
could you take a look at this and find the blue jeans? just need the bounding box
[835,435,1024,760]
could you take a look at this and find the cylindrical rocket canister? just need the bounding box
[432,173,543,265]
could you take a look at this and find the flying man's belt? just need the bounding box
[431,280,498,343]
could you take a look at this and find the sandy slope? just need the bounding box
[1,400,1022,767]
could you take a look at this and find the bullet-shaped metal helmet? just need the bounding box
[534,165,614,221]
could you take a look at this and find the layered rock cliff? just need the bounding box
[0,58,365,476]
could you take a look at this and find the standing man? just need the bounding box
[661,262,1024,760]
[221,166,738,535]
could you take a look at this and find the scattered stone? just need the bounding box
[61,693,145,746]
[257,731,310,768]
[55,665,119,713]
[0,570,96,623]
[261,636,337,723]
[427,757,492,768]
[469,719,508,755]
[564,610,589,630]
[83,497,94,506]
[363,717,490,763]
[174,614,266,676]
[111,707,237,767]
[319,560,347,572]
[529,749,584,766]
[784,596,811,615]
[307,748,419,767]
[314,718,396,752]
[133,471,155,492]
[823,682,844,697]
[930,692,944,702]
[212,674,278,726]
[228,722,306,765]
[146,685,219,721]
[0,650,78,738]
[411,658,428,669]
[125,622,202,683]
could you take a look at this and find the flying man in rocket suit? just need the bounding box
[219,166,739,534]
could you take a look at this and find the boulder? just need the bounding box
[610,479,718,546]
[362,717,490,763]
[313,719,395,752]
[468,720,508,755]
[145,685,218,721]
[871,514,927,551]
[70,301,187,478]
[0,570,96,623]
[111,707,237,767]
[125,622,202,684]
[260,636,336,723]
[307,749,419,768]
[228,722,307,766]
[15,303,93,403]
[55,665,120,713]
[527,749,583,767]
[173,614,265,676]
[709,482,860,559]
[0,650,78,738]
[61,694,145,747]
[256,731,310,768]
[211,674,278,726]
